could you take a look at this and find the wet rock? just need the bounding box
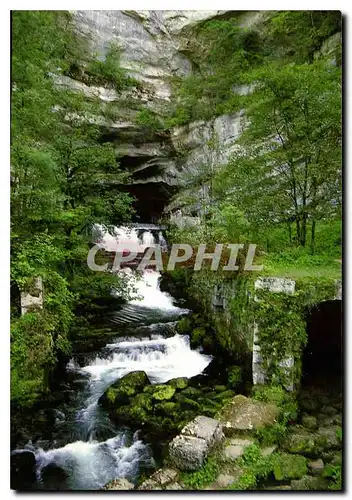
[272,453,308,481]
[99,370,149,407]
[321,405,337,416]
[300,398,320,412]
[11,451,36,490]
[169,416,223,470]
[261,445,277,457]
[302,415,317,430]
[165,482,183,490]
[291,475,329,491]
[265,485,292,490]
[149,384,175,401]
[331,452,342,466]
[222,437,254,461]
[170,435,208,471]
[283,426,317,455]
[138,479,163,490]
[41,463,69,490]
[150,468,179,486]
[213,473,237,488]
[218,395,280,435]
[168,377,188,390]
[317,426,341,450]
[308,458,324,475]
[319,414,342,427]
[103,478,135,490]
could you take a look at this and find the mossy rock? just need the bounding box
[272,453,308,481]
[115,403,149,426]
[99,371,149,407]
[177,316,192,334]
[214,385,227,392]
[218,395,281,435]
[132,393,153,412]
[290,475,329,491]
[150,385,176,401]
[154,401,180,416]
[174,393,201,410]
[168,378,188,390]
[283,426,317,455]
[301,415,318,430]
[212,390,235,401]
[180,387,203,399]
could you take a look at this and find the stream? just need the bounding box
[11,228,212,490]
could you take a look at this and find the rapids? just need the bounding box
[11,227,212,490]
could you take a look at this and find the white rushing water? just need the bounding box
[14,227,212,490]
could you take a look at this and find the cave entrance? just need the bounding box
[301,300,342,390]
[121,183,177,223]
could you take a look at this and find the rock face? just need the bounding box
[138,468,181,490]
[222,437,254,460]
[218,395,280,435]
[74,10,221,100]
[68,10,263,198]
[20,277,43,315]
[103,478,135,490]
[169,415,224,470]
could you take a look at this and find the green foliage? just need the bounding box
[215,61,341,250]
[241,444,262,465]
[11,313,55,406]
[228,471,257,490]
[166,19,267,125]
[181,456,219,489]
[11,11,135,407]
[272,453,308,481]
[176,316,192,334]
[268,11,341,63]
[136,108,163,132]
[229,447,275,490]
[228,366,242,390]
[324,464,342,490]
[86,42,137,90]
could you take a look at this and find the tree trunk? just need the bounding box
[300,214,307,247]
[311,220,316,254]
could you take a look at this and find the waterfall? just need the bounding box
[12,225,211,490]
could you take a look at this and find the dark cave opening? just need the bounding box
[121,182,177,223]
[302,300,342,389]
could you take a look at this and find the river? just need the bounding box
[11,228,212,490]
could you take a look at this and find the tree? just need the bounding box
[11,11,135,405]
[215,61,341,249]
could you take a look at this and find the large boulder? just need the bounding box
[283,426,317,456]
[272,453,308,481]
[218,395,280,435]
[99,370,150,407]
[11,451,37,490]
[169,416,223,470]
[290,475,329,491]
[103,478,135,490]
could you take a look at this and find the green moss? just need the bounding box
[181,456,219,490]
[100,371,149,407]
[151,385,176,401]
[168,377,188,390]
[228,366,242,389]
[106,388,117,404]
[228,471,257,491]
[176,316,192,334]
[272,453,308,481]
